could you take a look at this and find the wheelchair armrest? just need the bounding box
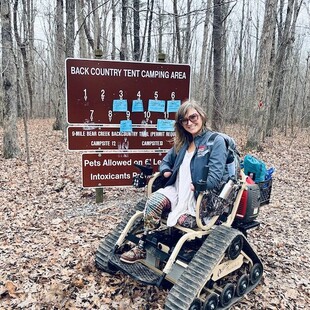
[195,192,219,230]
[147,172,169,197]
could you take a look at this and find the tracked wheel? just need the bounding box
[219,283,235,307]
[203,293,218,310]
[189,298,202,310]
[250,262,263,285]
[236,274,249,297]
[165,225,241,310]
[95,198,146,273]
[227,235,243,260]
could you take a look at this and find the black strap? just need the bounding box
[204,132,218,164]
[207,132,219,146]
[207,132,230,150]
[206,132,233,165]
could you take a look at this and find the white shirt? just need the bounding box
[157,150,196,226]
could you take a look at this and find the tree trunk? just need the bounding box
[1,1,20,158]
[267,0,292,135]
[133,0,140,61]
[120,0,128,60]
[184,0,192,63]
[66,0,75,57]
[301,55,310,128]
[146,0,154,62]
[139,0,150,61]
[100,2,109,58]
[91,0,101,51]
[212,0,224,131]
[234,0,245,122]
[173,0,182,63]
[13,0,34,118]
[158,0,164,54]
[76,0,87,57]
[198,0,212,103]
[27,0,34,101]
[53,0,66,131]
[246,0,277,149]
[16,61,31,165]
[81,1,94,52]
[111,0,116,59]
[267,0,302,135]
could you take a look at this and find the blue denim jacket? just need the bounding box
[159,130,229,195]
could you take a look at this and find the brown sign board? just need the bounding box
[82,152,166,188]
[68,126,174,151]
[66,58,191,125]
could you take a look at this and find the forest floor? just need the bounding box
[0,119,309,310]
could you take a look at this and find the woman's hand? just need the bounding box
[163,171,172,178]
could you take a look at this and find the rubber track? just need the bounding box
[164,225,244,310]
[95,198,146,273]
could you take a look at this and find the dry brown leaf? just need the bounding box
[72,277,84,289]
[284,288,299,300]
[5,281,18,298]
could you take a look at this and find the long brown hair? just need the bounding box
[173,100,208,152]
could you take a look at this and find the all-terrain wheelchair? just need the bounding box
[95,163,265,310]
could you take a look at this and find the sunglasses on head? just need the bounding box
[179,113,199,125]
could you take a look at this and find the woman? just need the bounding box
[120,100,229,263]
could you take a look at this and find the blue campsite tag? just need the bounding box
[167,100,181,113]
[148,99,165,112]
[113,99,128,112]
[132,99,144,112]
[157,119,175,131]
[120,120,133,132]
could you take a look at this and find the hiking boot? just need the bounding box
[120,246,146,264]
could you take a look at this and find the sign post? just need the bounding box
[93,51,104,202]
[65,58,191,189]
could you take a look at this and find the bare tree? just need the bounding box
[183,0,192,63]
[1,0,20,158]
[13,0,34,117]
[111,0,116,59]
[198,0,212,103]
[133,0,140,61]
[146,0,154,62]
[120,0,128,60]
[53,0,66,131]
[79,1,95,52]
[140,0,150,61]
[267,0,303,135]
[301,54,310,128]
[173,0,182,63]
[91,0,101,52]
[100,1,110,58]
[157,0,164,56]
[234,0,246,122]
[212,0,224,131]
[246,0,277,149]
[76,0,88,57]
[66,0,75,57]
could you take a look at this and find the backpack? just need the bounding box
[206,132,241,180]
[243,154,267,183]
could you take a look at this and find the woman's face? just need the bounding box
[179,107,203,136]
